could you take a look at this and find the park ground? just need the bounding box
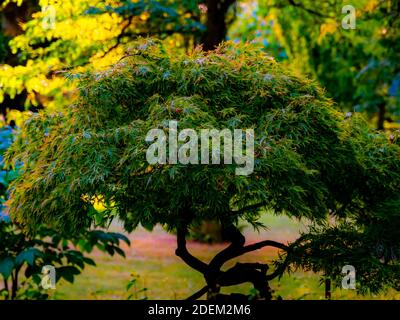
[51,215,400,300]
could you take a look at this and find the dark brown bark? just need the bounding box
[176,224,288,300]
[201,0,236,51]
[175,228,209,274]
[377,103,386,130]
[325,278,331,300]
[213,262,272,300]
[10,268,19,300]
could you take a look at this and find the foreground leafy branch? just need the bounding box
[0,221,130,300]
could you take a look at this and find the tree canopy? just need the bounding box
[5,39,400,298]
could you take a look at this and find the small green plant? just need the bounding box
[126,272,148,300]
[0,221,131,300]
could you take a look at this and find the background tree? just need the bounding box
[2,0,399,127]
[0,0,234,117]
[6,40,400,300]
[234,0,400,130]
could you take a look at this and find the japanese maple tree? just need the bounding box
[6,39,400,299]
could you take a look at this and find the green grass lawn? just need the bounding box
[51,215,400,300]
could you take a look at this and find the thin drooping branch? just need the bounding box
[232,201,269,216]
[215,262,272,299]
[100,15,134,58]
[175,227,209,274]
[186,285,209,301]
[286,0,333,18]
[101,25,196,58]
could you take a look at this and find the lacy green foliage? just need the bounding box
[5,39,400,292]
[288,224,400,295]
[284,118,400,293]
[6,39,336,229]
[0,125,130,299]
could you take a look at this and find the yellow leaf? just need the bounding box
[145,165,153,173]
[140,12,150,21]
[318,22,338,44]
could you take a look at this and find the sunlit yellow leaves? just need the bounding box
[0,64,26,97]
[318,22,338,44]
[0,56,74,110]
[1,0,24,8]
[140,12,150,21]
[39,0,61,6]
[81,194,115,212]
[266,12,283,44]
[91,46,124,69]
[6,109,32,128]
[53,14,122,42]
[93,197,106,212]
[364,0,379,12]
[26,75,48,93]
[2,0,129,111]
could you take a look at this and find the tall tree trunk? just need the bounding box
[201,0,236,51]
[176,225,287,300]
[325,278,331,300]
[377,103,386,130]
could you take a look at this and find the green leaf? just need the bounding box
[0,257,14,279]
[57,266,81,284]
[113,246,126,258]
[108,232,131,245]
[83,257,96,266]
[15,247,42,266]
[126,278,137,291]
[141,221,154,231]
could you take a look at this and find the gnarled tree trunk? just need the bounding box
[176,223,289,300]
